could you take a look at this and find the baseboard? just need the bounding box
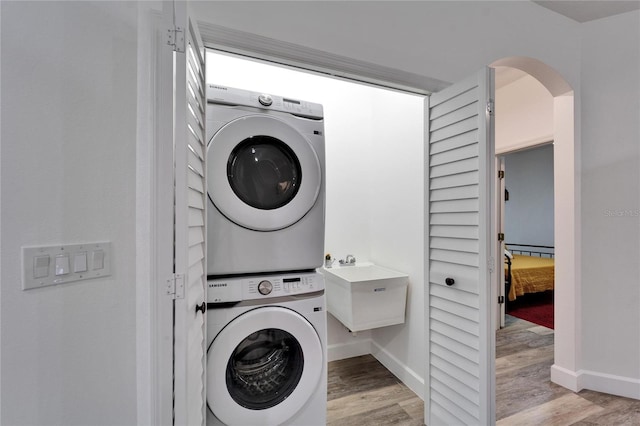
[371,341,425,400]
[579,369,640,400]
[552,364,640,400]
[327,339,372,362]
[550,364,582,392]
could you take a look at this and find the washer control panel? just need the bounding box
[208,272,324,303]
[257,280,273,295]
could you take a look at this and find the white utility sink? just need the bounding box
[322,262,409,332]
[323,263,407,284]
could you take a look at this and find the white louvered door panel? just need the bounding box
[173,4,207,425]
[426,68,496,426]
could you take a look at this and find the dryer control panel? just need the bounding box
[206,84,323,119]
[208,272,325,303]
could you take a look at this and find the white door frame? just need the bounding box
[137,3,210,424]
[135,5,175,425]
[496,156,506,329]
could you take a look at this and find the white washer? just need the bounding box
[206,85,325,276]
[206,272,327,426]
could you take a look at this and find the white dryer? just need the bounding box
[206,85,325,276]
[206,272,327,426]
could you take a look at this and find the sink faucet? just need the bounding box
[324,253,335,268]
[339,254,356,266]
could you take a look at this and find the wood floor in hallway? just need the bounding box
[327,315,640,425]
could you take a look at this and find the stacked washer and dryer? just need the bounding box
[205,85,327,426]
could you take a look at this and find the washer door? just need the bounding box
[207,306,323,425]
[207,115,322,231]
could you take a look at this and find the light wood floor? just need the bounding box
[327,354,424,425]
[327,315,640,425]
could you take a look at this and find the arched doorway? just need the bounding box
[492,56,579,391]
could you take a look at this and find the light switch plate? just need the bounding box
[22,242,111,290]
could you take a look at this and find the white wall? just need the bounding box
[206,52,425,378]
[580,11,640,396]
[368,92,425,394]
[504,145,555,248]
[496,74,554,154]
[192,1,581,88]
[1,2,139,424]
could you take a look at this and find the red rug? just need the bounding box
[506,291,554,329]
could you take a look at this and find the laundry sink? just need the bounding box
[323,263,407,285]
[322,262,408,332]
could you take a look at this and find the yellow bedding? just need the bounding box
[506,254,554,301]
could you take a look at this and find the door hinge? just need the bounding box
[498,233,505,241]
[486,100,495,116]
[166,26,185,53]
[166,274,185,299]
[498,170,505,179]
[498,295,505,304]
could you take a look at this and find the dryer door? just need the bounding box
[207,306,323,425]
[207,115,322,231]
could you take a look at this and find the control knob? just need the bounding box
[258,280,273,295]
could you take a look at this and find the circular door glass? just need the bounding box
[226,328,304,410]
[207,115,322,231]
[228,136,301,210]
[207,305,323,425]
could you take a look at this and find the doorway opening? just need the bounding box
[492,57,578,395]
[501,144,555,328]
[495,66,556,329]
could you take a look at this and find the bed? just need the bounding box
[504,244,554,302]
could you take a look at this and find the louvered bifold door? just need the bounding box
[426,68,496,426]
[173,5,207,426]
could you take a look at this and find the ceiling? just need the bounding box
[496,1,639,88]
[532,0,640,23]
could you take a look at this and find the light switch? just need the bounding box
[33,255,50,279]
[92,250,105,270]
[74,252,88,273]
[55,254,70,276]
[22,242,111,290]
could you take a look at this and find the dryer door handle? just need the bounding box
[195,301,207,315]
